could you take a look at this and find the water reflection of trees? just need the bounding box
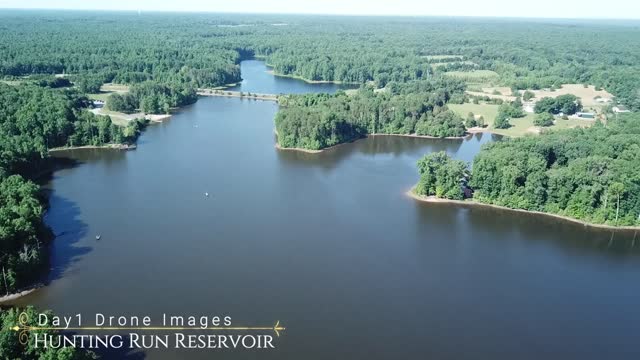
[275,135,468,171]
[414,200,640,257]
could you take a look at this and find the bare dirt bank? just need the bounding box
[0,285,42,304]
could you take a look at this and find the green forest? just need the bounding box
[415,114,640,227]
[106,82,198,114]
[275,78,467,150]
[0,83,146,296]
[1,12,639,111]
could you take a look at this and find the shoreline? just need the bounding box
[369,133,468,140]
[266,69,357,85]
[406,188,640,231]
[197,89,278,102]
[274,143,324,153]
[0,284,42,304]
[466,126,492,134]
[275,132,470,154]
[48,143,137,153]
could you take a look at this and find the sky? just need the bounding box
[0,0,639,19]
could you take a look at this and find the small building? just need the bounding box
[613,105,631,113]
[576,112,595,119]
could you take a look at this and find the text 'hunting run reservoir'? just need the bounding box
[15,60,640,360]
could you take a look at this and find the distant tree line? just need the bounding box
[1,13,638,111]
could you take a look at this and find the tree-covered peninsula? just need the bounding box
[413,114,640,227]
[275,78,468,150]
[0,83,145,296]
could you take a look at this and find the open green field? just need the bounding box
[422,55,464,61]
[449,103,595,137]
[443,70,499,82]
[0,80,23,86]
[430,61,476,68]
[87,83,130,102]
[86,92,112,101]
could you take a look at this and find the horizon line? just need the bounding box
[1,7,640,21]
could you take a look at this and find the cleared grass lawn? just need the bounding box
[101,83,130,92]
[1,80,23,86]
[525,84,613,107]
[430,61,476,68]
[444,70,499,82]
[422,55,464,60]
[449,103,594,137]
[87,92,112,101]
[87,83,131,102]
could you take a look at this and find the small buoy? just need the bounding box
[96,235,101,240]
[205,192,209,197]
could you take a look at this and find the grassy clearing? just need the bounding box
[1,80,23,86]
[101,83,130,92]
[87,92,112,101]
[449,103,594,137]
[444,70,499,82]
[524,84,613,107]
[87,83,131,102]
[430,61,476,68]
[422,55,464,60]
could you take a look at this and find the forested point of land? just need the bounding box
[415,114,640,227]
[275,78,467,150]
[0,83,146,296]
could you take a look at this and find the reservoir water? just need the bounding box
[15,60,640,360]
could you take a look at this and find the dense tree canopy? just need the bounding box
[106,82,197,114]
[468,115,640,226]
[414,115,640,227]
[534,94,582,115]
[275,78,467,150]
[0,11,638,111]
[415,151,469,200]
[0,83,144,295]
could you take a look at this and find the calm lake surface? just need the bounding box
[16,61,640,360]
